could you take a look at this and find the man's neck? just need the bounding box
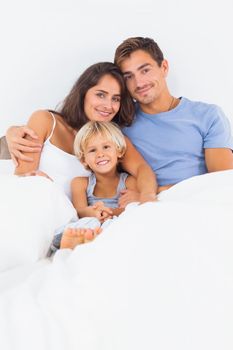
[139,94,179,115]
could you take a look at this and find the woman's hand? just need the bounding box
[21,170,53,181]
[6,126,42,166]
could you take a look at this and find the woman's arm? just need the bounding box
[120,136,157,206]
[14,111,53,175]
[6,125,42,166]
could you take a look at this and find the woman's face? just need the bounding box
[84,74,121,122]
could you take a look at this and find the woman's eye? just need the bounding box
[96,92,105,98]
[112,96,121,103]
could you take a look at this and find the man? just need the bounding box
[114,37,233,192]
[6,37,233,196]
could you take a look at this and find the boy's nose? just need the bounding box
[96,150,104,157]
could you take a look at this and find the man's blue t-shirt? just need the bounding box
[123,97,233,186]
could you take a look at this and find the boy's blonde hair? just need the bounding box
[74,121,127,163]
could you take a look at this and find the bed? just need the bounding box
[0,154,233,349]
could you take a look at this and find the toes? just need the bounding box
[64,228,74,236]
[84,229,95,242]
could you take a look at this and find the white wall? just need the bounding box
[0,0,233,135]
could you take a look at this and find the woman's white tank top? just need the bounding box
[39,112,90,199]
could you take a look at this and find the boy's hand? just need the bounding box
[93,201,113,222]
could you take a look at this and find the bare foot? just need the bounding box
[60,227,102,249]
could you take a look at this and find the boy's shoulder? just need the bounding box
[71,176,88,187]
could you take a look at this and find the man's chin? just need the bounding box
[137,96,154,105]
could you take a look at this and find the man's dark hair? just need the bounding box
[114,37,164,67]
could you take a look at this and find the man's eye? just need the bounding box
[124,75,132,81]
[142,68,150,74]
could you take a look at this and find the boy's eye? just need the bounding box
[103,145,110,149]
[88,148,95,153]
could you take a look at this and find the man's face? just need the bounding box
[119,49,168,105]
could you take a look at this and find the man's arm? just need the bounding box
[120,137,157,207]
[205,148,233,172]
[6,125,42,166]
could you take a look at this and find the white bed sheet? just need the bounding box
[0,159,14,175]
[0,169,233,349]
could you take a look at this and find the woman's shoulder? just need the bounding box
[27,109,55,126]
[26,110,55,140]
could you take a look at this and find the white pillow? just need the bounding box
[0,175,77,271]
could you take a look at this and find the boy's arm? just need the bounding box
[71,177,94,217]
[71,177,113,220]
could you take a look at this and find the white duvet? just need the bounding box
[0,167,233,349]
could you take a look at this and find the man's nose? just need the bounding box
[134,75,144,88]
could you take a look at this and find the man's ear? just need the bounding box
[161,59,169,77]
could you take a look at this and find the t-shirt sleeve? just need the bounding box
[203,105,233,150]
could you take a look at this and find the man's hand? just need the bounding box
[118,189,140,208]
[6,126,42,166]
[157,184,174,194]
[139,192,157,204]
[118,189,156,208]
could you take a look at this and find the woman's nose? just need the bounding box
[103,98,112,109]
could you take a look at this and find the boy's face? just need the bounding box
[119,49,168,106]
[83,134,120,175]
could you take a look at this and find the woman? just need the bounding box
[7,62,157,203]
